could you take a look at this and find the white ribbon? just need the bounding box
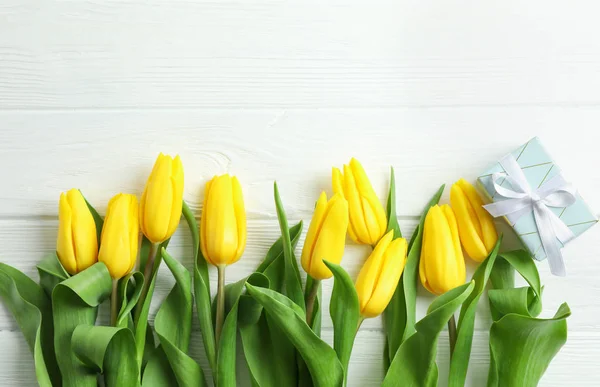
[483,154,577,276]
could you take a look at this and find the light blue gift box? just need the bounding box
[477,137,598,262]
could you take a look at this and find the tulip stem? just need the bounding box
[110,279,119,326]
[134,242,159,325]
[448,314,457,357]
[305,279,321,327]
[215,265,226,348]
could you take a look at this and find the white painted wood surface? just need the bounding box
[1,1,600,385]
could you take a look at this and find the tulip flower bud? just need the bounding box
[355,230,407,318]
[419,205,466,295]
[139,153,184,244]
[450,179,498,262]
[200,174,247,267]
[301,192,349,280]
[56,189,99,275]
[98,193,139,279]
[332,158,387,246]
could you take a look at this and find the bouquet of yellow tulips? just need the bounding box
[0,154,571,387]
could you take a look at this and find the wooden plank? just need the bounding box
[0,328,597,386]
[0,108,598,218]
[0,1,599,109]
[0,218,598,332]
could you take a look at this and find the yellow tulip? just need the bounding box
[355,230,407,318]
[332,158,387,246]
[201,174,246,267]
[56,189,99,275]
[450,179,498,262]
[98,193,139,279]
[419,204,466,295]
[301,192,349,280]
[139,153,184,244]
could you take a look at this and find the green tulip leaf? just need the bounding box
[0,262,60,387]
[383,184,445,368]
[184,200,217,375]
[273,182,305,310]
[485,249,568,386]
[134,236,170,366]
[382,281,475,387]
[81,192,104,246]
[142,248,206,387]
[324,261,360,384]
[246,284,344,387]
[217,273,269,387]
[240,222,303,387]
[72,325,139,387]
[116,272,144,329]
[487,303,570,387]
[53,262,113,387]
[448,237,502,387]
[37,252,69,298]
[385,167,402,239]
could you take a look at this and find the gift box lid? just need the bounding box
[477,137,598,261]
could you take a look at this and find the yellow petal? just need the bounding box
[128,195,139,272]
[364,194,387,244]
[362,237,407,317]
[301,192,329,276]
[165,155,184,240]
[206,175,238,265]
[99,194,138,279]
[421,205,464,295]
[355,230,393,313]
[307,194,348,279]
[230,176,246,265]
[200,178,214,265]
[67,189,98,273]
[142,155,173,243]
[344,164,369,244]
[450,183,488,262]
[456,179,498,252]
[349,158,378,200]
[441,205,466,286]
[332,167,345,198]
[57,192,77,275]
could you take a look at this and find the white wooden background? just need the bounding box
[1,1,600,386]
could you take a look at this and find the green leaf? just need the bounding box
[257,221,304,275]
[486,249,568,386]
[37,252,69,298]
[273,182,305,310]
[448,237,502,387]
[217,273,269,387]
[82,192,104,246]
[53,262,113,387]
[72,325,139,387]
[240,313,297,387]
[382,281,475,387]
[184,200,217,375]
[386,167,402,238]
[142,248,206,387]
[0,263,60,387]
[324,261,360,383]
[246,284,344,387]
[116,272,144,328]
[383,184,444,367]
[488,303,570,387]
[240,222,303,387]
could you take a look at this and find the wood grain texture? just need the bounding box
[2,328,599,387]
[1,1,600,109]
[1,0,600,385]
[0,109,598,218]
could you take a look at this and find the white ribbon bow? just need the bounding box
[483,154,577,276]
